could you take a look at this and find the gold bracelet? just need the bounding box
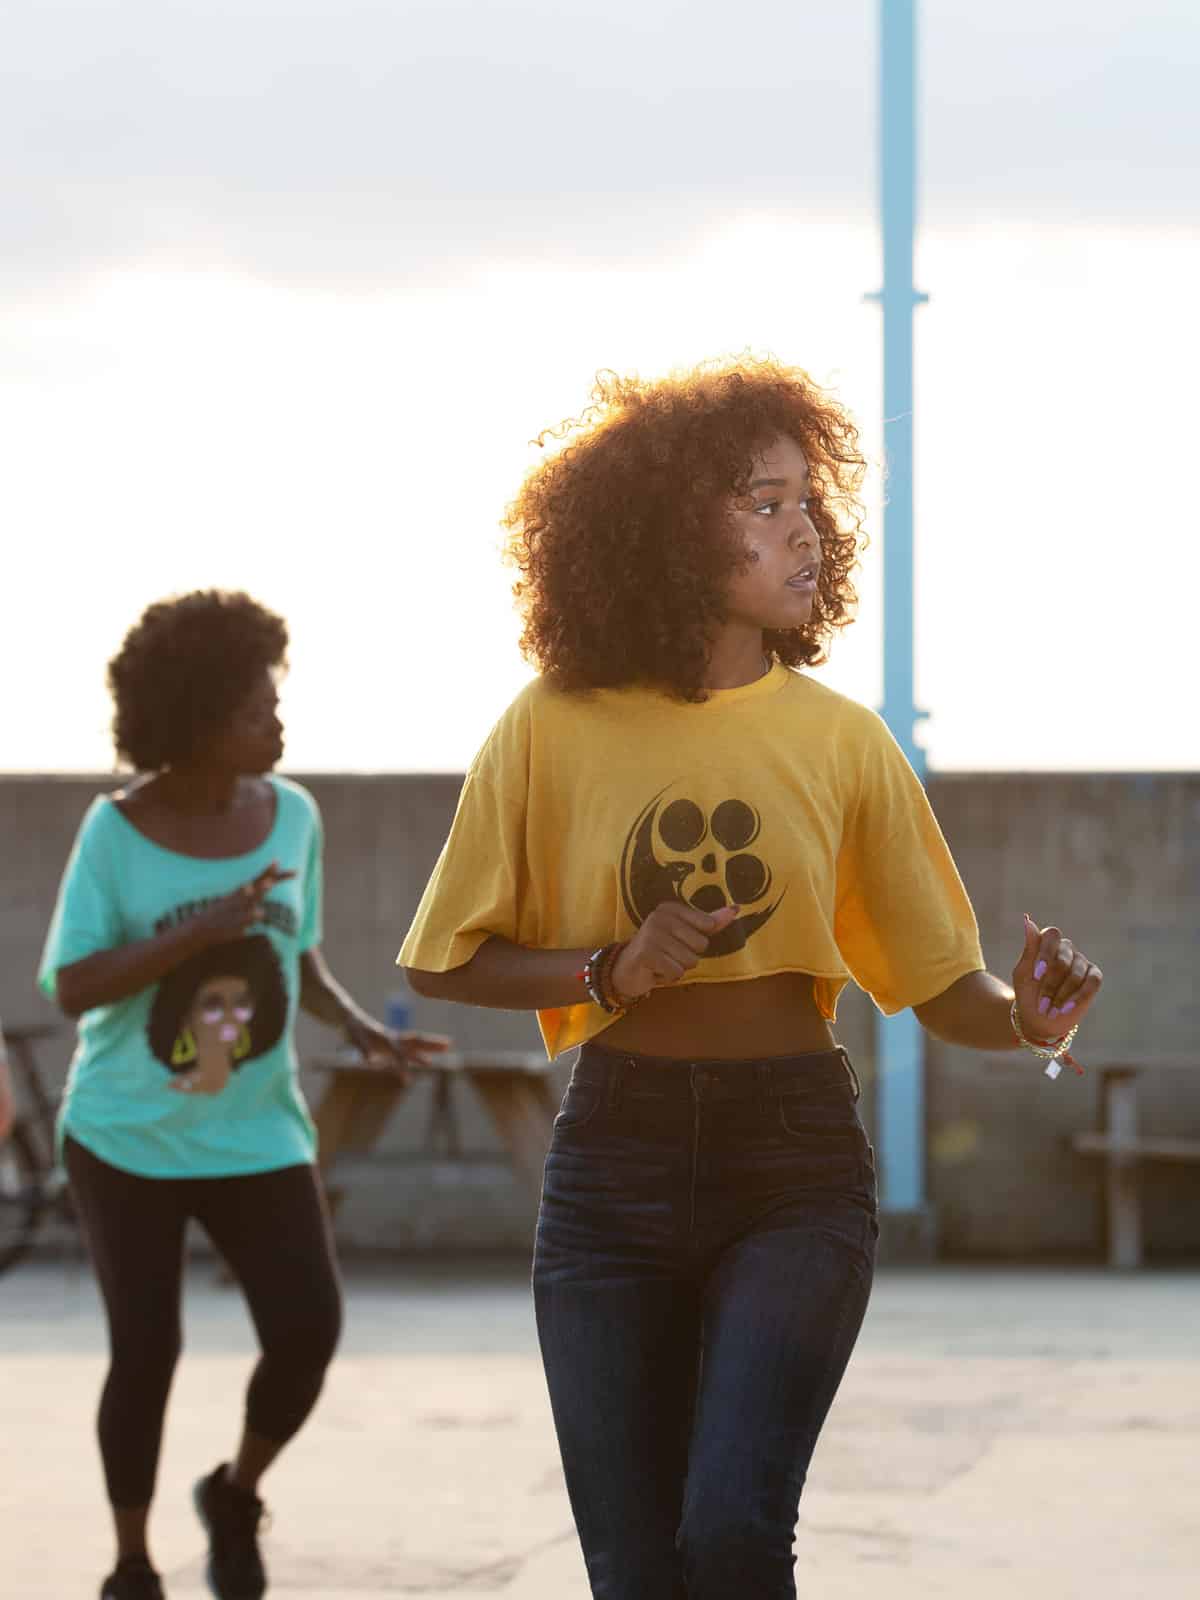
[1010,998,1081,1078]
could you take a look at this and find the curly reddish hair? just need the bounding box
[502,356,867,701]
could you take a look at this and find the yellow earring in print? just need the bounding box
[233,1024,252,1062]
[171,1027,198,1067]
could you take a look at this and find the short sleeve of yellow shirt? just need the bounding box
[398,664,984,1059]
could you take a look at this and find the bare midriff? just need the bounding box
[597,971,836,1061]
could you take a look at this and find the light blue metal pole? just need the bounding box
[869,0,929,1217]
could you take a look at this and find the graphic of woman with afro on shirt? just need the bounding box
[148,934,287,1097]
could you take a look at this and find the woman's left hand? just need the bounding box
[1013,915,1103,1041]
[344,1016,451,1077]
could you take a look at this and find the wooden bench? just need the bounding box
[1068,1056,1200,1269]
[309,1049,560,1215]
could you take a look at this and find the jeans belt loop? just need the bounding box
[756,1059,772,1111]
[606,1056,626,1113]
[840,1048,862,1103]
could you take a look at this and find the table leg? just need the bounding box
[312,1078,361,1177]
[467,1071,558,1201]
[312,1074,407,1220]
[1104,1070,1141,1270]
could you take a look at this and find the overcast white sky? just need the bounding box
[2,0,1197,771]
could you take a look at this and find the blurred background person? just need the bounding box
[38,589,447,1600]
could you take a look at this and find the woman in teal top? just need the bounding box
[40,590,446,1600]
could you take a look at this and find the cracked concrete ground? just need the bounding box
[2,1257,1197,1597]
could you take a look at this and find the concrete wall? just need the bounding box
[923,773,1200,1259]
[2,771,1198,1260]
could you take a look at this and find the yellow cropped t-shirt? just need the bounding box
[398,663,985,1058]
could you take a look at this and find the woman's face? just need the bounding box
[724,435,821,633]
[190,977,255,1045]
[203,669,285,775]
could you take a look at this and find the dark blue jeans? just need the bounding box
[533,1042,878,1600]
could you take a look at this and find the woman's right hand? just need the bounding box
[54,861,299,1019]
[188,861,297,948]
[611,902,741,1002]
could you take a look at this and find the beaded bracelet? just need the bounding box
[578,942,643,1015]
[1010,998,1084,1079]
[578,944,619,1013]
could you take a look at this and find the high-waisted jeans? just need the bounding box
[532,1042,878,1600]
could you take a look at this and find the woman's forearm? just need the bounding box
[405,937,592,1011]
[54,923,211,1018]
[912,970,1022,1051]
[299,948,372,1029]
[411,950,1031,1043]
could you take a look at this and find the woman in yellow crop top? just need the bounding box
[400,358,1102,1600]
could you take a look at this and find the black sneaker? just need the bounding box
[100,1555,166,1599]
[192,1463,269,1599]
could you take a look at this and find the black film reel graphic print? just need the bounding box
[620,788,786,958]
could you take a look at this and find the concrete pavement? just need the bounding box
[2,1257,1197,1597]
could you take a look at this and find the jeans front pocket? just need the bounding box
[553,1079,603,1135]
[777,1093,867,1152]
[768,1091,876,1212]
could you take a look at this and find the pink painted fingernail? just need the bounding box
[1061,1000,1076,1014]
[1038,996,1050,1016]
[1033,960,1047,980]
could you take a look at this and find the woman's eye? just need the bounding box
[752,497,811,517]
[232,1005,254,1023]
[200,1004,224,1023]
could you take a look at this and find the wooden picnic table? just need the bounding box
[309,1048,560,1212]
[1067,1055,1200,1269]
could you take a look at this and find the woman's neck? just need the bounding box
[704,625,769,691]
[152,768,245,816]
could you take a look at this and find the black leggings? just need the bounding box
[65,1135,343,1508]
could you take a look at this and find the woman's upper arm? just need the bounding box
[396,698,533,980]
[833,708,984,1013]
[403,961,478,1000]
[402,966,444,998]
[37,800,123,1005]
[51,955,97,1018]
